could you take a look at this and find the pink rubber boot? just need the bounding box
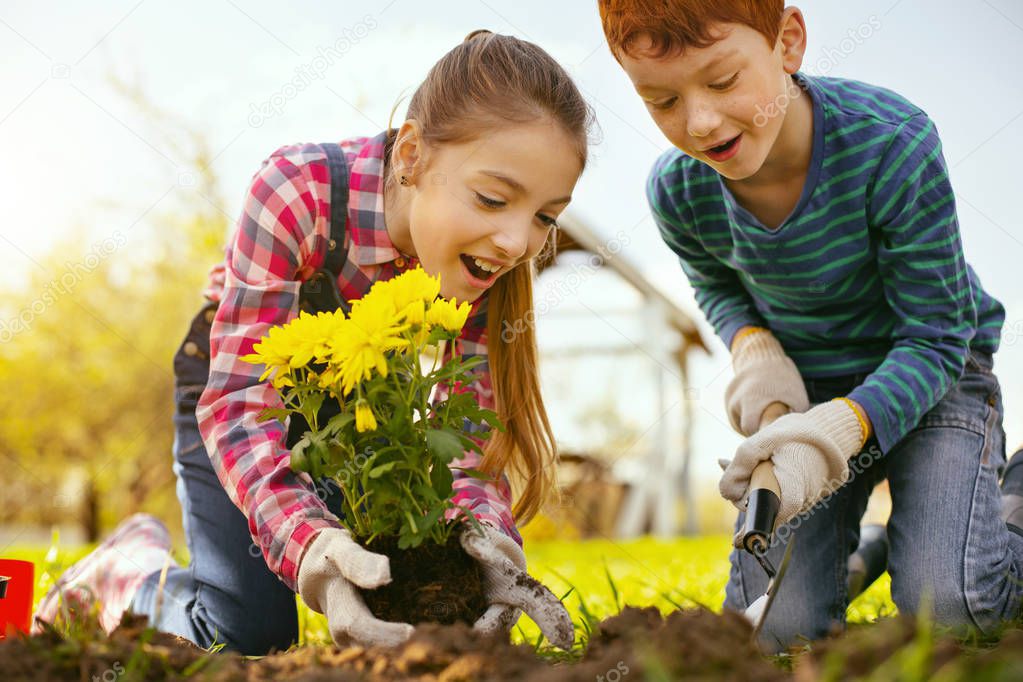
[32,513,174,634]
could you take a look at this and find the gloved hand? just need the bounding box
[725,329,810,436]
[719,399,866,525]
[459,523,575,650]
[297,527,414,648]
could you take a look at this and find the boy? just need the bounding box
[598,0,1022,651]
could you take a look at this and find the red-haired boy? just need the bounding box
[599,1,1019,651]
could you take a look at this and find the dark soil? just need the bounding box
[565,605,787,682]
[359,534,489,626]
[9,605,1023,681]
[794,615,1023,681]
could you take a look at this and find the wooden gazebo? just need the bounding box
[535,214,709,537]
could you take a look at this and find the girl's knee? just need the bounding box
[193,592,298,655]
[209,613,298,656]
[229,620,298,656]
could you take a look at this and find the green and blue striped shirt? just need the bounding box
[647,72,1004,453]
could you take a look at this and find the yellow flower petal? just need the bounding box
[355,399,377,432]
[426,298,471,333]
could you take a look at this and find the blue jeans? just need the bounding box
[130,303,343,655]
[723,351,1023,652]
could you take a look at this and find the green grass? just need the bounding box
[9,532,895,654]
[508,535,894,652]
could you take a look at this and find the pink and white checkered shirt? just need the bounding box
[196,132,519,591]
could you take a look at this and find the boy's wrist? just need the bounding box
[730,326,770,355]
[835,397,873,444]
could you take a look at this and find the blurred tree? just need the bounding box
[0,76,228,542]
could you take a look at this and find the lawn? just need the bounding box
[8,532,895,650]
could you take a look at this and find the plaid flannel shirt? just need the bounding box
[196,131,519,591]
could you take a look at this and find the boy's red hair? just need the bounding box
[597,0,785,60]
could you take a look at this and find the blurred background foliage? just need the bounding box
[0,77,226,543]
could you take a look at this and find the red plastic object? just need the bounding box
[0,559,35,638]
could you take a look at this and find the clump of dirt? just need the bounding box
[793,615,1023,681]
[306,622,549,681]
[564,605,788,682]
[1,613,547,681]
[360,533,489,626]
[1,613,225,682]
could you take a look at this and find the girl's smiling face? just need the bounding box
[617,11,808,182]
[385,118,582,303]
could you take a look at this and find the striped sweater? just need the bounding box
[647,72,1004,453]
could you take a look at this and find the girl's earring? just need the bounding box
[399,175,409,186]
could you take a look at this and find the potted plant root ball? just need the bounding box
[242,267,497,625]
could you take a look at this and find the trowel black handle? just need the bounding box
[738,402,789,565]
[741,463,781,553]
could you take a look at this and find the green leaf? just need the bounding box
[430,463,453,498]
[422,505,446,528]
[370,479,402,505]
[323,411,355,436]
[397,532,414,550]
[368,461,398,479]
[426,428,466,463]
[457,433,484,455]
[325,438,355,463]
[449,466,491,481]
[453,503,483,533]
[413,482,440,502]
[256,407,292,424]
[305,437,330,480]
[304,391,325,418]
[478,408,505,431]
[459,355,486,371]
[425,326,450,346]
[289,435,311,474]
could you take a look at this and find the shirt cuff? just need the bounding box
[278,518,343,592]
[846,384,898,454]
[445,505,523,547]
[720,315,768,353]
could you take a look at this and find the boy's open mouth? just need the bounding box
[704,134,743,162]
[710,135,740,154]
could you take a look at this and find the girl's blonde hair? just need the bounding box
[389,30,594,524]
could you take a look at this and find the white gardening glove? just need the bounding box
[719,399,865,526]
[459,523,575,650]
[297,527,414,648]
[725,329,810,436]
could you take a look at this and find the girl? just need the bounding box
[34,30,593,654]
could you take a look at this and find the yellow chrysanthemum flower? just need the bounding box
[303,309,348,363]
[426,298,472,333]
[241,309,347,375]
[348,267,439,325]
[383,267,441,310]
[354,399,377,432]
[240,327,290,381]
[403,299,426,327]
[329,297,410,394]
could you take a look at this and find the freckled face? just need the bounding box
[404,119,582,303]
[619,24,795,181]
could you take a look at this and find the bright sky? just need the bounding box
[2,0,1022,493]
